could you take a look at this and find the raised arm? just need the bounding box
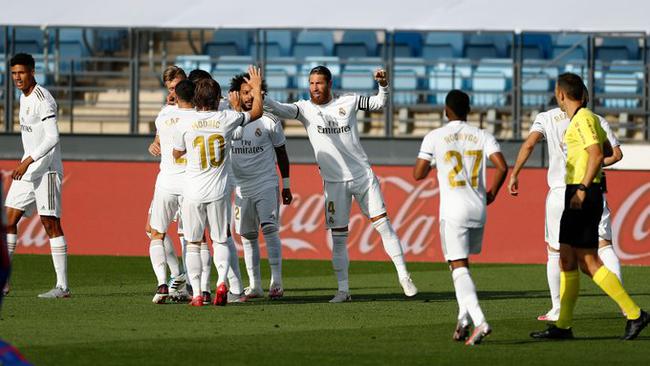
[508,131,543,196]
[359,68,389,112]
[264,98,300,120]
[243,65,264,123]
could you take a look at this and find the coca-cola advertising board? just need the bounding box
[1,160,648,265]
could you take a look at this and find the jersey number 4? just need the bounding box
[194,134,225,170]
[444,150,483,188]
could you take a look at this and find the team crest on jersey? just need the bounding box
[255,128,262,137]
[338,107,346,117]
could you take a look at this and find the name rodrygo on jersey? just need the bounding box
[418,121,501,228]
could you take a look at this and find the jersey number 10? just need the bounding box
[193,134,226,170]
[445,150,483,188]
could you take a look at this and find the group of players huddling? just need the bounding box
[3,52,649,346]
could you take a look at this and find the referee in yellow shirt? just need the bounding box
[531,73,648,340]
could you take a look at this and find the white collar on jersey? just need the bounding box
[446,120,466,125]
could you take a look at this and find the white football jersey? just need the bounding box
[173,109,249,203]
[418,121,501,228]
[18,85,63,181]
[531,107,620,189]
[265,86,388,182]
[154,105,193,195]
[231,114,286,197]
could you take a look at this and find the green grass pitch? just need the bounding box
[1,255,649,365]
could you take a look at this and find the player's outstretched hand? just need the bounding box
[148,142,161,156]
[507,174,519,196]
[245,65,263,91]
[229,91,241,112]
[281,188,293,205]
[374,68,388,87]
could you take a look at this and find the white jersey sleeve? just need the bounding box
[530,112,547,138]
[264,98,301,120]
[356,85,388,112]
[267,114,286,147]
[417,132,436,162]
[172,125,187,152]
[597,115,620,147]
[222,110,251,134]
[484,132,501,157]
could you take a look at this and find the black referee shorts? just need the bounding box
[559,184,604,249]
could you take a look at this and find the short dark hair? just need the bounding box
[162,66,186,83]
[581,85,590,107]
[194,78,221,110]
[445,89,471,120]
[188,69,213,83]
[229,73,268,93]
[557,73,585,102]
[175,79,195,104]
[309,66,332,83]
[10,53,35,70]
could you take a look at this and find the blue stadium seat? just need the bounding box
[266,30,293,56]
[466,33,510,57]
[248,42,283,58]
[609,60,644,79]
[212,56,253,87]
[293,43,326,58]
[334,43,369,58]
[393,69,418,105]
[521,33,552,59]
[465,45,498,60]
[603,72,640,109]
[341,64,376,91]
[595,46,629,62]
[551,34,587,60]
[265,58,299,79]
[508,44,543,59]
[425,32,463,57]
[296,30,334,55]
[204,42,240,57]
[476,58,513,79]
[428,68,464,105]
[175,55,212,73]
[342,31,378,55]
[212,29,250,55]
[601,37,640,59]
[14,28,44,53]
[58,41,86,72]
[422,45,454,60]
[551,46,586,60]
[394,57,427,78]
[394,32,423,57]
[378,43,413,57]
[93,29,127,53]
[472,71,507,107]
[521,70,551,107]
[265,69,290,102]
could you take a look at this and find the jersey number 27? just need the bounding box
[445,150,483,188]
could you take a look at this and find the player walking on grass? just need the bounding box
[4,53,70,298]
[530,73,648,340]
[172,66,264,307]
[413,90,508,345]
[264,66,418,303]
[229,73,293,299]
[509,88,624,322]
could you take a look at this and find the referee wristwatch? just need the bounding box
[577,184,588,191]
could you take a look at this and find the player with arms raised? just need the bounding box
[264,66,417,303]
[413,90,508,345]
[173,66,264,306]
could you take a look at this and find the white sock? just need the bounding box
[200,242,211,293]
[7,234,17,260]
[331,231,350,292]
[263,226,283,287]
[50,236,68,290]
[452,267,485,326]
[163,236,181,278]
[599,245,623,284]
[179,235,188,275]
[212,242,230,286]
[226,236,243,294]
[372,217,409,279]
[241,235,261,289]
[149,239,167,286]
[185,243,202,298]
[547,249,561,311]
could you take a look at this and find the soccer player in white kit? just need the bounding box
[264,66,418,303]
[414,90,508,346]
[228,73,293,299]
[172,67,264,306]
[508,88,624,321]
[147,78,199,304]
[4,53,70,298]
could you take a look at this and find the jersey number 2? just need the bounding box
[193,134,225,170]
[444,150,482,188]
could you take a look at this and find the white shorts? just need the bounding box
[181,198,229,243]
[149,187,182,234]
[234,186,279,236]
[546,187,612,249]
[323,174,386,229]
[5,172,62,217]
[599,196,612,241]
[439,219,484,262]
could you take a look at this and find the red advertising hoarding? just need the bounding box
[1,160,648,265]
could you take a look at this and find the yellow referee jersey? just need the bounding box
[563,108,607,185]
